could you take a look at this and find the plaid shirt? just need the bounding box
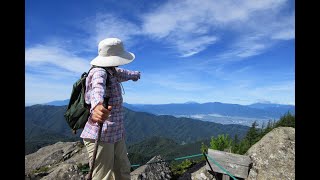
[80,67,140,143]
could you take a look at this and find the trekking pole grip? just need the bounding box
[86,97,110,180]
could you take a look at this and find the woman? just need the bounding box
[80,38,140,180]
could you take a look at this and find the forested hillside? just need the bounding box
[25,105,249,154]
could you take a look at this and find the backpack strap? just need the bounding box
[90,65,112,98]
[91,65,111,82]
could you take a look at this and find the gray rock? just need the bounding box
[178,161,215,180]
[246,127,295,180]
[26,142,172,180]
[131,155,172,180]
[40,163,84,180]
[24,127,295,180]
[25,141,86,179]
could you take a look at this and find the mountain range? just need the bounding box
[25,104,249,155]
[36,99,294,126]
[123,102,294,118]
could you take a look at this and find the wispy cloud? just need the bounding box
[141,0,219,57]
[25,0,294,105]
[25,72,75,104]
[200,80,295,105]
[25,44,89,74]
[141,0,294,58]
[271,13,295,40]
[144,73,214,91]
[248,81,295,104]
[35,0,294,60]
[216,35,270,61]
[25,12,144,104]
[25,43,93,104]
[80,13,142,50]
[251,81,295,94]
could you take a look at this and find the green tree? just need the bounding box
[261,121,265,129]
[237,139,250,155]
[210,134,232,151]
[245,121,260,146]
[274,112,295,128]
[170,159,194,177]
[231,134,240,153]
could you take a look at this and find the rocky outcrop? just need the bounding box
[246,127,295,180]
[25,127,295,180]
[178,161,215,180]
[178,127,295,180]
[130,155,172,180]
[25,143,172,180]
[25,141,88,180]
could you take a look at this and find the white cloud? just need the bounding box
[25,1,295,105]
[216,35,270,60]
[25,72,75,104]
[271,13,295,40]
[26,44,90,74]
[199,80,295,105]
[272,29,295,40]
[95,13,141,44]
[142,0,220,57]
[25,12,143,104]
[247,81,295,104]
[25,44,92,104]
[177,36,218,57]
[141,0,294,58]
[80,13,141,50]
[142,72,214,92]
[252,81,295,93]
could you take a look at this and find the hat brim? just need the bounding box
[90,51,135,67]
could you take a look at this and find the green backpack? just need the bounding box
[64,66,110,134]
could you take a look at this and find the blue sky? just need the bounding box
[25,0,295,106]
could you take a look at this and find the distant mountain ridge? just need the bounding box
[247,102,294,109]
[45,99,70,106]
[43,99,294,119]
[25,105,249,154]
[39,100,294,126]
[123,102,294,118]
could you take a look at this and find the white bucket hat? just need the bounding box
[90,38,135,67]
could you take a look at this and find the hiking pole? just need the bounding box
[86,97,110,180]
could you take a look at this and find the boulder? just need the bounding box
[246,127,295,180]
[130,155,172,180]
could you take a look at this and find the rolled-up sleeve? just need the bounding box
[90,69,108,113]
[115,68,140,82]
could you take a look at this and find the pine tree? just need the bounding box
[210,134,233,151]
[232,134,240,153]
[274,112,295,128]
[238,139,250,155]
[245,121,260,146]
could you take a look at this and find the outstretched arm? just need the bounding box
[115,67,141,82]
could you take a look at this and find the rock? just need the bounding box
[246,127,295,180]
[193,170,213,180]
[24,126,295,180]
[40,163,84,180]
[131,155,172,180]
[178,161,215,180]
[27,143,173,180]
[25,141,86,179]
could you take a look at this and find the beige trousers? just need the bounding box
[83,138,131,180]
